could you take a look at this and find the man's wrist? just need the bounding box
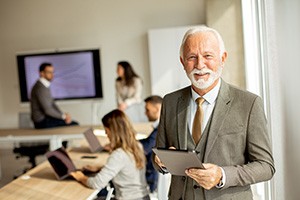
[216,167,226,188]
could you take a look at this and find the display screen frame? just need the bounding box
[16,48,103,103]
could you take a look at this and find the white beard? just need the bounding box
[187,66,223,90]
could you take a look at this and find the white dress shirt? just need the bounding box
[188,79,221,135]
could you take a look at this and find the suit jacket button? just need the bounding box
[182,177,186,181]
[194,185,200,189]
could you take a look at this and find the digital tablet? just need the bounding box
[152,148,205,176]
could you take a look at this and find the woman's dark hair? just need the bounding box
[116,61,139,86]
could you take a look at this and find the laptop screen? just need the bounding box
[46,147,77,180]
[83,128,103,153]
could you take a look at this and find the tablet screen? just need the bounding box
[152,148,204,176]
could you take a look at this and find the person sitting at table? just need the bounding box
[71,109,150,200]
[139,95,162,193]
[31,62,79,129]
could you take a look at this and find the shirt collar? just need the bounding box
[191,78,221,104]
[152,119,159,129]
[39,77,51,88]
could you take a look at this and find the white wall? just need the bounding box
[148,25,198,97]
[206,0,245,89]
[270,0,300,199]
[0,0,206,128]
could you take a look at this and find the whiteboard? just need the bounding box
[147,25,203,97]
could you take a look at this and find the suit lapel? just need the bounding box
[204,80,232,161]
[177,87,191,150]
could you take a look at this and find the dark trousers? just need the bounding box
[34,117,79,129]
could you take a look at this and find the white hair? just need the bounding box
[179,25,226,59]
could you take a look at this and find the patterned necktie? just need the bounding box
[192,97,205,144]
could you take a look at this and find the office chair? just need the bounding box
[13,142,49,168]
[13,112,50,175]
[95,187,114,200]
[105,188,114,200]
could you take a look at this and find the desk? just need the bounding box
[0,146,109,200]
[0,122,153,200]
[0,123,152,181]
[0,125,95,151]
[0,123,152,150]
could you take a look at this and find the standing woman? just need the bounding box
[71,109,150,200]
[116,61,143,111]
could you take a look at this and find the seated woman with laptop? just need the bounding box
[71,109,150,200]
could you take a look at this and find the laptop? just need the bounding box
[45,147,78,180]
[83,128,104,153]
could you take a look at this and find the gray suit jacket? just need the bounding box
[30,80,63,123]
[154,80,275,200]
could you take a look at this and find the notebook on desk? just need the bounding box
[45,147,78,180]
[83,128,104,153]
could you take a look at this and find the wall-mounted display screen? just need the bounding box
[17,49,103,102]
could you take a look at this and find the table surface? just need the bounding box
[0,123,153,199]
[0,122,152,137]
[0,146,109,200]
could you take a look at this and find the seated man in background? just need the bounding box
[30,62,79,129]
[13,63,79,170]
[140,95,162,193]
